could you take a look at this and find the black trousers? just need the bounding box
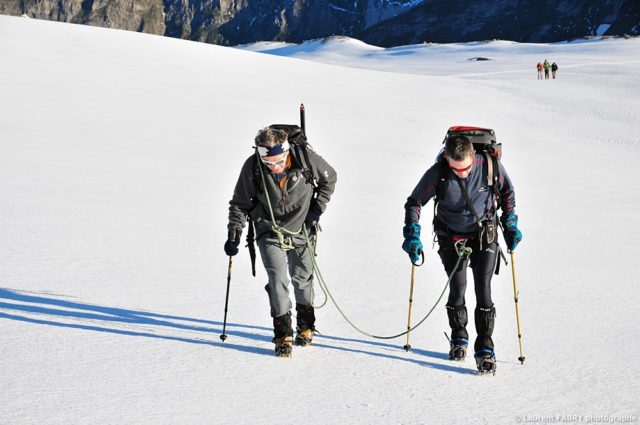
[437,235,498,309]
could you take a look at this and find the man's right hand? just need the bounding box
[402,223,424,265]
[500,213,522,252]
[224,228,242,256]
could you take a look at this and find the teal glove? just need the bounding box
[501,213,522,251]
[402,223,424,265]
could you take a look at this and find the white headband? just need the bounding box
[257,140,290,157]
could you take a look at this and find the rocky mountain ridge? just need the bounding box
[2,0,637,47]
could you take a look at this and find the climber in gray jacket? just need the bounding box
[225,126,337,357]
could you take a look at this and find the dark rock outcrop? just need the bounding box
[359,0,640,46]
[0,0,421,45]
[2,0,638,47]
[1,0,166,34]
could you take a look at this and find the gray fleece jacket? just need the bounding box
[405,153,516,234]
[228,148,337,239]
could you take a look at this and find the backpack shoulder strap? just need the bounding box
[252,153,263,193]
[434,158,449,205]
[433,158,449,221]
[291,142,316,188]
[485,152,494,190]
[484,152,501,211]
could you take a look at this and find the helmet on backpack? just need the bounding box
[443,126,501,160]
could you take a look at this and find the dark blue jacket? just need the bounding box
[405,154,516,234]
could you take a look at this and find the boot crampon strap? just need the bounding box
[448,338,468,361]
[474,349,497,375]
[273,336,293,358]
[295,328,315,347]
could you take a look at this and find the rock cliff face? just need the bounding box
[0,0,422,44]
[2,0,638,47]
[162,0,367,45]
[161,0,424,45]
[360,0,640,46]
[2,0,166,34]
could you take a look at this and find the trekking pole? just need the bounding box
[403,251,424,351]
[300,103,306,133]
[510,251,525,364]
[403,264,417,351]
[220,256,233,342]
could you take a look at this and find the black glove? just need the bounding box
[304,202,322,235]
[224,228,242,256]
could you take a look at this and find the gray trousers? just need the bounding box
[257,233,314,318]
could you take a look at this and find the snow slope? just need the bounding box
[1,15,639,425]
[239,35,640,77]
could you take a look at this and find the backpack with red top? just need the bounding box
[434,126,502,207]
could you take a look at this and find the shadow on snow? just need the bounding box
[0,287,272,356]
[0,288,470,374]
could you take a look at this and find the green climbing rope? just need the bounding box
[303,226,472,340]
[255,150,473,340]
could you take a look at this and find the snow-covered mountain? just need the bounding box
[1,14,639,425]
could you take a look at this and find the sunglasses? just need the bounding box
[261,153,288,167]
[448,159,474,173]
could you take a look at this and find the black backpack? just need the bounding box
[435,126,501,206]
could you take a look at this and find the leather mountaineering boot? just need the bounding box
[294,303,315,347]
[295,328,315,347]
[272,311,294,358]
[274,335,293,358]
